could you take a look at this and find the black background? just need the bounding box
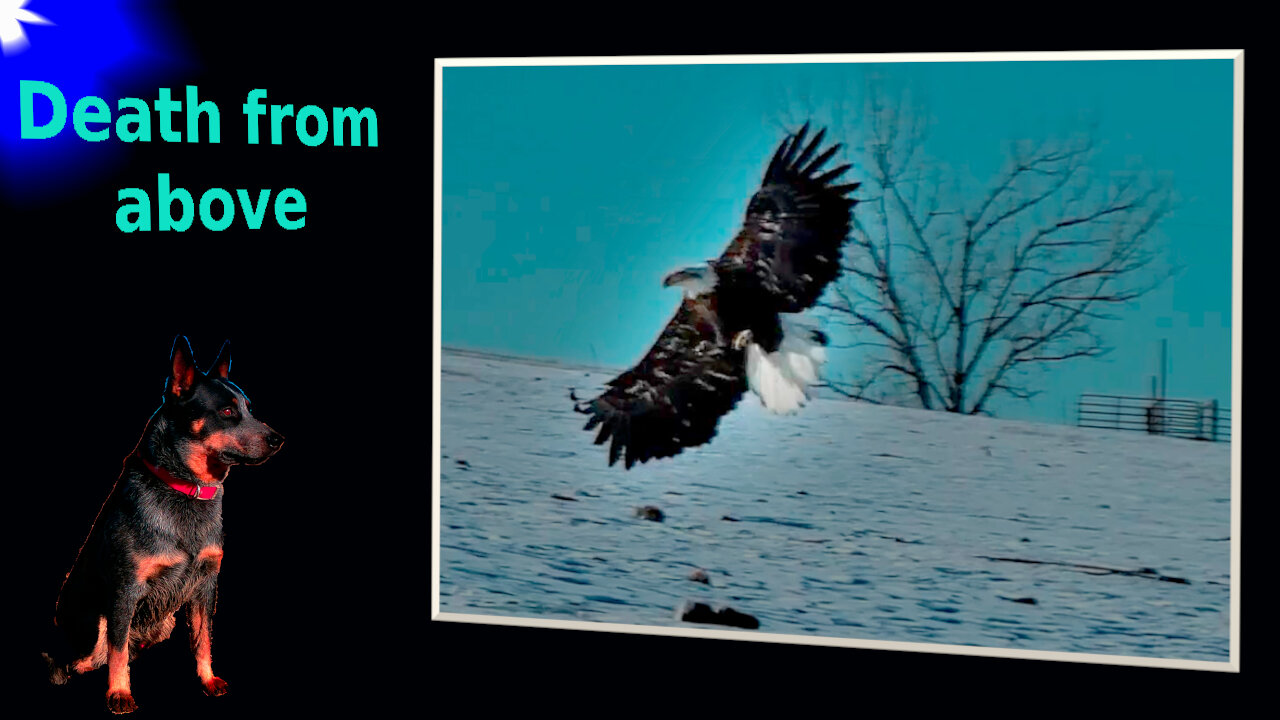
[7,3,426,716]
[4,3,1259,714]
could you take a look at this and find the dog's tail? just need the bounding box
[42,652,71,685]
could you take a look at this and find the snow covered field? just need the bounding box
[436,348,1232,663]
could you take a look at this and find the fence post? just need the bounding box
[1209,399,1219,442]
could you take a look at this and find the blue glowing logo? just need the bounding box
[0,1,190,203]
[1,1,54,57]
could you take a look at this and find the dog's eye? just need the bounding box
[220,407,236,418]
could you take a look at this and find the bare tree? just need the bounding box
[814,87,1175,415]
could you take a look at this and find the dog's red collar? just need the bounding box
[137,455,219,500]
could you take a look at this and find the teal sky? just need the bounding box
[440,59,1234,425]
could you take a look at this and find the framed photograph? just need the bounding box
[433,51,1241,673]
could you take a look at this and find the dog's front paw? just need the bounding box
[106,689,137,714]
[202,676,229,697]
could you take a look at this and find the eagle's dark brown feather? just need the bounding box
[573,295,747,469]
[716,122,859,313]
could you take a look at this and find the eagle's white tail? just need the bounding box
[745,317,828,414]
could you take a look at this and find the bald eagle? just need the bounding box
[572,123,858,469]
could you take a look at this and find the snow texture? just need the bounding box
[438,348,1231,662]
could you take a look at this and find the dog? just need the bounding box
[43,336,284,714]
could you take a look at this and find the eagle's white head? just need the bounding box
[662,262,718,299]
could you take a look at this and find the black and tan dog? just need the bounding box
[44,336,284,714]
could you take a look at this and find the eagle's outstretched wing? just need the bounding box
[716,123,859,313]
[573,296,746,469]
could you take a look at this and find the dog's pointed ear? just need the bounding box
[169,335,198,397]
[209,340,231,379]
